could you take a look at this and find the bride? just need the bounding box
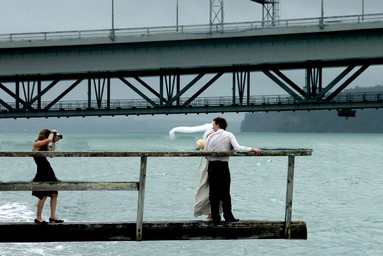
[169,123,221,219]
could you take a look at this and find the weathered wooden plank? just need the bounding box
[0,220,307,242]
[0,182,138,191]
[136,156,147,241]
[284,155,295,238]
[0,149,312,158]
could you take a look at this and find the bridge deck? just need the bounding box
[0,220,307,242]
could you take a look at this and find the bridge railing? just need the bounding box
[0,149,312,240]
[1,92,382,112]
[333,91,383,103]
[1,13,383,43]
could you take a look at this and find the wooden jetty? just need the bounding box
[0,220,307,242]
[0,149,312,242]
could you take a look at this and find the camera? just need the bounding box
[52,132,63,142]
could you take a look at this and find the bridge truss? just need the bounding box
[0,63,382,119]
[1,13,383,119]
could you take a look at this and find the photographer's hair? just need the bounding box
[37,129,51,141]
[213,117,228,130]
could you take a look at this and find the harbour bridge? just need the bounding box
[0,2,383,119]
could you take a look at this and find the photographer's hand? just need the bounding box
[51,129,57,152]
[49,129,58,149]
[48,132,55,142]
[51,141,56,152]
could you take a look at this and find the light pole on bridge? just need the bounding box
[111,0,115,41]
[321,0,365,23]
[320,0,324,29]
[176,0,179,32]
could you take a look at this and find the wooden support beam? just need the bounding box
[0,182,138,191]
[0,220,307,242]
[0,149,312,158]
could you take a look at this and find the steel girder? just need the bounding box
[0,63,382,119]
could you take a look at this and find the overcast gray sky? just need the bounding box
[1,0,383,33]
[1,0,383,127]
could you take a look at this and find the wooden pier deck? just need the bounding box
[0,220,307,242]
[0,150,311,242]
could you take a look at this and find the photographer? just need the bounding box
[32,128,64,224]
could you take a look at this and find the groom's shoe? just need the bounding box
[224,213,239,223]
[210,218,222,225]
[225,218,239,223]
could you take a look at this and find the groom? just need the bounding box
[204,117,262,225]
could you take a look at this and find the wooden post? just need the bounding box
[136,156,147,241]
[284,155,295,239]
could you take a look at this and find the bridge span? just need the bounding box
[1,14,383,119]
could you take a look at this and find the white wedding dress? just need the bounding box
[194,159,210,217]
[167,123,220,218]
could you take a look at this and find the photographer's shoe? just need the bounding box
[34,219,48,224]
[49,217,64,223]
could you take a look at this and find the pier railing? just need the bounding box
[0,149,312,241]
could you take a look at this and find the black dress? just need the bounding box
[32,144,59,199]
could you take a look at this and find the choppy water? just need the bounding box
[0,131,382,255]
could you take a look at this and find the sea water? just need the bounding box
[0,131,382,256]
